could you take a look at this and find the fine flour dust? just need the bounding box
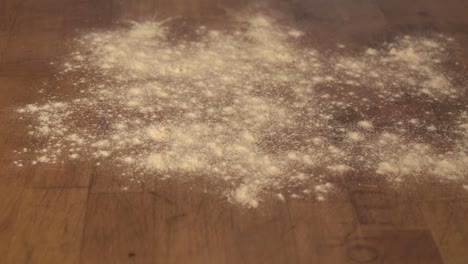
[16,14,468,207]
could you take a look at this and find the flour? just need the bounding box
[16,14,468,207]
[347,132,364,142]
[233,184,259,208]
[357,120,373,130]
[369,116,468,180]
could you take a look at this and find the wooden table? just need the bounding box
[1,0,468,263]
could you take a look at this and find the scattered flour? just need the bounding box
[15,14,468,207]
[358,120,374,130]
[232,184,259,208]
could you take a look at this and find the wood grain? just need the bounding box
[6,188,87,264]
[1,0,468,263]
[81,193,154,263]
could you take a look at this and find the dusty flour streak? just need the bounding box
[16,14,468,207]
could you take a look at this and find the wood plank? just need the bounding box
[0,111,34,257]
[347,183,427,228]
[228,203,298,264]
[352,228,443,264]
[288,198,358,263]
[153,179,298,264]
[80,192,154,264]
[6,188,88,264]
[0,166,26,258]
[422,200,468,264]
[28,163,93,189]
[153,180,234,264]
[90,162,155,193]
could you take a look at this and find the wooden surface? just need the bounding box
[1,0,468,263]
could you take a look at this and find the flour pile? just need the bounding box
[16,15,468,207]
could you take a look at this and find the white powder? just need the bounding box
[233,184,259,208]
[347,132,364,142]
[327,164,351,173]
[277,193,286,201]
[358,120,373,130]
[15,14,468,207]
[376,162,400,175]
[370,115,468,180]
